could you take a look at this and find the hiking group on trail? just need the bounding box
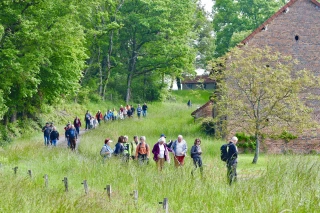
[100,133,205,175]
[42,104,239,185]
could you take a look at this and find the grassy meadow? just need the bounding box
[0,91,319,212]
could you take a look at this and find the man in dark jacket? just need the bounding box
[50,127,59,146]
[66,125,78,151]
[227,136,238,185]
[42,122,52,146]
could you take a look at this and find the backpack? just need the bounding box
[68,129,76,138]
[220,144,229,162]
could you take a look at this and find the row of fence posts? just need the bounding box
[8,167,169,212]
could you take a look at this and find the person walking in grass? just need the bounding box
[49,127,59,147]
[42,122,52,146]
[100,138,113,160]
[190,138,203,176]
[171,135,187,168]
[123,135,132,162]
[130,136,139,160]
[136,104,142,118]
[84,110,91,130]
[113,108,118,120]
[142,103,148,117]
[96,110,103,124]
[152,137,171,171]
[227,136,238,185]
[114,136,125,156]
[73,116,81,135]
[66,125,78,151]
[135,136,150,165]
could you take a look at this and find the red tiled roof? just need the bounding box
[241,0,320,45]
[191,100,213,116]
[182,75,216,84]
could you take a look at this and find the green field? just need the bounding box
[0,91,319,212]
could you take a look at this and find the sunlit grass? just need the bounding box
[0,93,319,212]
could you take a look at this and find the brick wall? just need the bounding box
[240,0,320,153]
[194,102,213,118]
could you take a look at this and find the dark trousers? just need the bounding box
[191,157,203,175]
[138,154,148,165]
[227,161,237,185]
[70,138,76,150]
[85,120,90,130]
[75,126,80,135]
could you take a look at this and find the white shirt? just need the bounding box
[159,144,165,158]
[176,141,185,156]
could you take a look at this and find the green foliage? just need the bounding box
[201,118,216,135]
[212,0,285,57]
[270,131,298,143]
[210,47,318,163]
[236,132,256,150]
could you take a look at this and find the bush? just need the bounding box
[201,118,215,135]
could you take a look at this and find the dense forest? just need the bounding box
[0,0,286,125]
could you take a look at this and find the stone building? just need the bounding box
[239,0,320,153]
[182,75,216,90]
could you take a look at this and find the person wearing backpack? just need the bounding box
[96,110,103,124]
[123,135,132,162]
[190,138,203,176]
[227,136,238,185]
[135,136,150,165]
[66,125,78,151]
[100,138,113,160]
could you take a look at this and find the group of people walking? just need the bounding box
[100,134,239,184]
[100,134,204,175]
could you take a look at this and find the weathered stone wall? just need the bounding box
[194,102,213,119]
[242,0,320,153]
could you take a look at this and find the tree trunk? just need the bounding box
[176,77,181,90]
[126,37,137,104]
[169,76,174,91]
[252,134,260,164]
[102,29,114,101]
[126,72,133,104]
[98,46,103,98]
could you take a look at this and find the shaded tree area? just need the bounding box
[0,0,216,126]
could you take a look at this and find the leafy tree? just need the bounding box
[117,0,197,103]
[0,0,87,122]
[209,47,318,163]
[212,0,286,57]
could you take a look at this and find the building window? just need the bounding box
[295,35,299,41]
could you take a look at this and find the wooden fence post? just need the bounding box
[43,174,48,187]
[104,184,111,201]
[13,167,18,174]
[159,198,168,213]
[82,180,88,195]
[28,170,32,178]
[62,177,68,192]
[130,190,138,205]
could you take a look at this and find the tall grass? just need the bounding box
[0,92,319,212]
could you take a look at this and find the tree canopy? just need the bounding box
[209,47,318,163]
